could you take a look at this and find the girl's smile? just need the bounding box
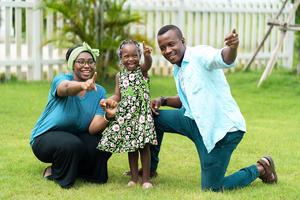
[120,44,141,71]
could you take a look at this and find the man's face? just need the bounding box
[157,29,186,66]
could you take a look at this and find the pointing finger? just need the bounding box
[232,29,237,37]
[92,72,97,83]
[92,72,97,91]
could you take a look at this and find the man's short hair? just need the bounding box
[157,25,183,39]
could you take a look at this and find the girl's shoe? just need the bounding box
[127,181,137,187]
[123,169,158,178]
[142,182,153,189]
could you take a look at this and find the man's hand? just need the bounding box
[150,97,162,115]
[222,29,239,64]
[151,96,181,114]
[100,99,118,119]
[81,72,97,91]
[224,29,239,49]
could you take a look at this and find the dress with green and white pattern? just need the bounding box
[97,66,157,153]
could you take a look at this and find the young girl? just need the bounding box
[97,40,157,189]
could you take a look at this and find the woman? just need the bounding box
[30,42,117,188]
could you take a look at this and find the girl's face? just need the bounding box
[120,44,140,71]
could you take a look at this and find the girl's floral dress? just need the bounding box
[97,66,157,153]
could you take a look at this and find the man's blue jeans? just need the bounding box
[150,108,259,191]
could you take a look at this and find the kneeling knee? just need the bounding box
[201,181,223,192]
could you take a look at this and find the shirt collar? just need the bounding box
[174,46,191,69]
[182,46,191,63]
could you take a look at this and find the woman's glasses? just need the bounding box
[75,59,96,68]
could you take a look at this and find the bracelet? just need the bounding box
[160,96,167,106]
[103,113,111,122]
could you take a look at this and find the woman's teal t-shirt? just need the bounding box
[30,74,106,145]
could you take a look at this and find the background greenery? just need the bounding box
[0,70,299,200]
[43,0,145,82]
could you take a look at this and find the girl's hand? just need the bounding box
[143,41,152,57]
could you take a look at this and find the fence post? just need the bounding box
[178,0,185,31]
[32,0,42,80]
[0,7,4,41]
[15,0,22,79]
[284,13,295,69]
[5,5,12,80]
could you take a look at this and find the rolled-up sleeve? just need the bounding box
[207,48,236,70]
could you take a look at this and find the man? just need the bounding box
[150,24,277,191]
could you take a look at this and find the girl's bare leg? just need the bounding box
[128,151,139,184]
[139,144,151,184]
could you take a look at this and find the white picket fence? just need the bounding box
[0,0,295,80]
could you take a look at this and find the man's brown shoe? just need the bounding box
[257,155,278,184]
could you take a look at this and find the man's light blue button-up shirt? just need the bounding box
[173,45,246,153]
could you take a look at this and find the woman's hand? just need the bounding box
[81,72,97,91]
[89,99,118,135]
[100,99,118,119]
[57,72,97,97]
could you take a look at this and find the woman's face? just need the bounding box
[73,52,96,81]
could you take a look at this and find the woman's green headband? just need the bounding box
[67,42,100,70]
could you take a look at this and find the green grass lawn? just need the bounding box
[0,70,300,200]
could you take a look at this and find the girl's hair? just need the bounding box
[118,40,141,59]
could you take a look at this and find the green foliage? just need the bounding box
[1,70,300,199]
[294,0,300,49]
[42,0,144,82]
[0,73,5,83]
